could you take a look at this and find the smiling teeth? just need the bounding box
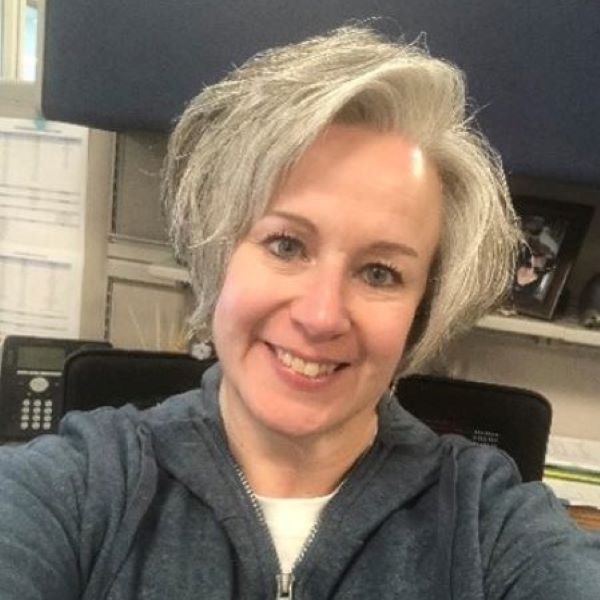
[275,347,338,378]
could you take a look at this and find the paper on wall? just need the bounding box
[0,118,88,338]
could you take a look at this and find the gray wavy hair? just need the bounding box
[162,25,521,375]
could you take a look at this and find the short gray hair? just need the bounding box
[162,26,521,375]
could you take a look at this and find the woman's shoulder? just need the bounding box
[0,387,215,599]
[436,433,557,524]
[434,436,600,597]
[0,385,209,505]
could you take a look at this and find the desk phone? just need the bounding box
[0,335,111,442]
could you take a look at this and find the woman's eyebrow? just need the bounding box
[265,210,419,259]
[366,240,419,259]
[264,210,317,234]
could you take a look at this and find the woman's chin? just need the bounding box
[250,399,336,442]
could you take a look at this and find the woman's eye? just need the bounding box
[362,263,402,287]
[265,234,304,260]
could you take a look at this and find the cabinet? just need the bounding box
[80,131,191,353]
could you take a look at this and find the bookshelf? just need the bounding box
[478,314,600,349]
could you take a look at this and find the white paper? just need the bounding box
[544,478,600,508]
[546,435,600,472]
[0,118,88,338]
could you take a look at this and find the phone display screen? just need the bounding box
[17,346,66,371]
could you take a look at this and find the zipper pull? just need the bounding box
[275,572,295,599]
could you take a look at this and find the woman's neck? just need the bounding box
[221,396,378,498]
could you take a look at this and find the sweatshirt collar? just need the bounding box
[144,361,442,514]
[143,363,447,596]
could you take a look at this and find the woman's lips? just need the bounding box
[265,342,349,381]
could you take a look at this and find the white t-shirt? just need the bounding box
[256,491,336,573]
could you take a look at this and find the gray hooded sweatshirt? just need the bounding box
[0,364,599,599]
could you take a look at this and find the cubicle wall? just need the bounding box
[41,0,600,186]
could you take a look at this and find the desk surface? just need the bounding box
[568,506,600,531]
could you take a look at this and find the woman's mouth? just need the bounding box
[270,344,347,379]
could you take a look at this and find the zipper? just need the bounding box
[233,461,320,600]
[210,422,304,599]
[273,513,323,599]
[275,572,295,599]
[214,422,377,600]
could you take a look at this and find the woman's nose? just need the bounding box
[289,268,351,340]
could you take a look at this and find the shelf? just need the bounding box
[477,313,600,348]
[107,258,189,287]
[147,263,190,283]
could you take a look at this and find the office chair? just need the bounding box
[61,348,213,412]
[61,349,552,482]
[395,375,551,482]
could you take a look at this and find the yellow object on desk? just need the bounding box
[544,435,600,517]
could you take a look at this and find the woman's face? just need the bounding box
[213,123,442,443]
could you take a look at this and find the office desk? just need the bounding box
[568,506,600,530]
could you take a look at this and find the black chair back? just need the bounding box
[62,348,213,413]
[396,374,552,482]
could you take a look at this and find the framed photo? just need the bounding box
[511,196,594,320]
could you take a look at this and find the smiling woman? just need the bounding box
[213,124,442,496]
[164,29,519,376]
[1,24,599,600]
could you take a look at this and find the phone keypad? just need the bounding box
[20,398,54,431]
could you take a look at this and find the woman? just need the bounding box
[1,26,599,599]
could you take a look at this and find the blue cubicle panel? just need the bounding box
[41,0,600,186]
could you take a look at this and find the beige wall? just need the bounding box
[443,330,600,441]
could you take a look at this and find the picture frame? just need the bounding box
[510,196,594,320]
